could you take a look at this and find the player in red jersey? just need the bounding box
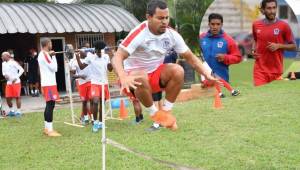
[252,0,297,86]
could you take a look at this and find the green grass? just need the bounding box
[1,59,300,170]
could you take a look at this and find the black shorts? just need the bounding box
[27,73,39,84]
[152,91,162,101]
[287,72,300,79]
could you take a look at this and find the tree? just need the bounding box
[169,0,213,54]
[79,0,213,53]
[0,0,49,2]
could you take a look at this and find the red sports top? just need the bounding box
[252,19,295,74]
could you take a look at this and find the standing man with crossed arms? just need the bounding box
[113,0,217,130]
[2,52,24,116]
[38,38,61,137]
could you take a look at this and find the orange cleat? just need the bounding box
[167,121,178,131]
[47,130,62,137]
[151,110,176,128]
[43,128,49,135]
[43,129,62,137]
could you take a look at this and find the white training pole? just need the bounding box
[106,83,113,119]
[101,83,106,170]
[63,55,76,124]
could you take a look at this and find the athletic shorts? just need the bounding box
[78,82,91,101]
[27,73,39,84]
[287,72,300,79]
[42,85,60,102]
[152,91,162,101]
[90,84,110,100]
[5,83,21,98]
[253,71,282,86]
[123,64,165,100]
[148,64,165,93]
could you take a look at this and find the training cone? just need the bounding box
[119,99,128,119]
[214,88,223,109]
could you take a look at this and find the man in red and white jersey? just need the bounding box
[252,0,296,86]
[38,38,61,137]
[76,40,113,133]
[113,0,217,131]
[1,52,24,116]
[70,50,92,125]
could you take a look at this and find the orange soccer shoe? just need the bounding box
[43,128,49,135]
[43,129,62,137]
[151,110,177,129]
[167,121,178,131]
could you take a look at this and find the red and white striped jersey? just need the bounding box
[38,50,58,87]
[120,21,189,73]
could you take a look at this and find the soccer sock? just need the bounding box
[220,79,233,92]
[44,101,55,129]
[35,89,39,94]
[16,109,21,113]
[31,90,34,94]
[215,84,222,94]
[146,104,158,116]
[9,107,14,112]
[84,115,89,120]
[94,120,99,125]
[139,114,143,120]
[46,122,53,132]
[162,99,174,111]
[152,122,160,128]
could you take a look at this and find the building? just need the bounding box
[0,3,139,93]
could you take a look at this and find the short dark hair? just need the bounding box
[41,38,51,47]
[261,0,277,9]
[208,13,223,23]
[147,0,167,16]
[94,40,106,50]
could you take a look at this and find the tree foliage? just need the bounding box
[0,0,48,2]
[80,0,214,53]
[172,0,213,54]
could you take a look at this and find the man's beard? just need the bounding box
[265,13,276,21]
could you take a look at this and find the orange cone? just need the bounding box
[119,99,128,119]
[214,86,223,109]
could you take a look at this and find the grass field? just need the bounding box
[1,59,300,170]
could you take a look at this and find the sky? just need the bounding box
[286,0,300,15]
[55,0,74,3]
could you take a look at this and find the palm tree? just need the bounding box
[168,0,213,54]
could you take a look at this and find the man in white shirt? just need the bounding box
[70,50,92,125]
[113,0,217,130]
[76,40,113,133]
[1,52,24,116]
[38,38,61,137]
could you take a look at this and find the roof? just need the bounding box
[285,0,300,24]
[0,3,140,34]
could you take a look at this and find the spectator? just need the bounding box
[25,49,40,97]
[199,13,241,97]
[1,51,24,116]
